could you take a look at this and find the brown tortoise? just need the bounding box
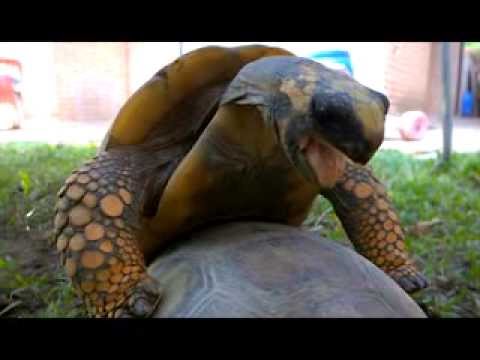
[53,45,428,318]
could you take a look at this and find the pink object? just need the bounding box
[398,111,430,141]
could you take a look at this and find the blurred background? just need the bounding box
[0,42,479,154]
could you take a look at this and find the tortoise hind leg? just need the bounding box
[320,160,428,294]
[54,150,162,317]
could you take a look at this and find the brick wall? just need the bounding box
[424,42,461,121]
[382,42,462,120]
[127,42,180,94]
[53,43,129,122]
[383,43,434,115]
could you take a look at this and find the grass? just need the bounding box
[0,256,84,317]
[0,143,97,230]
[0,143,479,317]
[0,143,96,317]
[307,150,480,317]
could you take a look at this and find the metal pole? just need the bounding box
[441,42,453,162]
[179,42,184,56]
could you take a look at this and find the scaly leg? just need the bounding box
[54,150,162,317]
[321,160,428,293]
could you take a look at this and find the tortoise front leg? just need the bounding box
[321,160,428,293]
[54,150,162,318]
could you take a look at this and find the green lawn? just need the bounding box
[0,143,96,317]
[307,150,480,317]
[1,143,479,317]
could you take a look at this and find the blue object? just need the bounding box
[310,50,354,76]
[461,90,474,117]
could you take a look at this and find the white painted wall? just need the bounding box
[126,42,387,96]
[348,43,387,94]
[0,42,388,121]
[182,42,387,93]
[127,42,181,94]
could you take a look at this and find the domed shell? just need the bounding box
[149,222,426,318]
[100,45,294,151]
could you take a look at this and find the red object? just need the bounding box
[0,76,16,103]
[0,58,23,129]
[0,58,22,105]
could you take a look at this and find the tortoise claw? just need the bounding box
[388,265,429,294]
[114,276,163,318]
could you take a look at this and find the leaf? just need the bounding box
[25,208,35,218]
[17,170,31,196]
[0,300,23,317]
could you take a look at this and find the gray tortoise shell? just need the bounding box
[149,222,425,318]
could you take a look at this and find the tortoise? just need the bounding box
[53,44,428,318]
[149,221,426,318]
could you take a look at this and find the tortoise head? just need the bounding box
[221,56,389,187]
